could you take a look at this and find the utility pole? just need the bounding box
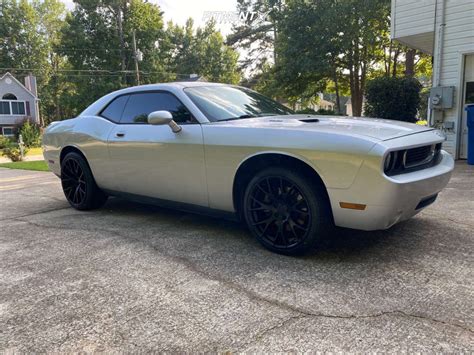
[116,3,126,85]
[132,30,140,86]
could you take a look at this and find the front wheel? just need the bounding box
[61,152,108,210]
[243,167,332,255]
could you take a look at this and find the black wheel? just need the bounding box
[61,152,108,210]
[243,167,332,255]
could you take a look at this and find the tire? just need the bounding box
[242,167,332,255]
[60,152,108,210]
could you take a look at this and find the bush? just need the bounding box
[18,120,42,148]
[0,135,13,149]
[2,142,29,162]
[365,77,422,123]
[295,108,340,116]
[296,108,317,115]
[316,108,339,116]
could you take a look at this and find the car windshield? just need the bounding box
[184,85,294,122]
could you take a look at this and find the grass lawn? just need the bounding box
[0,160,49,171]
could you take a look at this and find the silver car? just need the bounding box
[43,82,454,255]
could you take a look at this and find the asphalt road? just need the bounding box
[1,164,473,352]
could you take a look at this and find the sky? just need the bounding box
[61,0,239,36]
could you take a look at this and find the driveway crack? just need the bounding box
[1,206,71,222]
[12,218,474,337]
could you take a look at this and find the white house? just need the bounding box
[0,72,40,137]
[391,0,474,159]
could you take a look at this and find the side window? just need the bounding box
[120,92,194,124]
[100,95,129,123]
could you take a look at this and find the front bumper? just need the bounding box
[328,150,454,231]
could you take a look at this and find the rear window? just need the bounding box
[100,95,129,123]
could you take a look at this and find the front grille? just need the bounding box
[405,145,433,168]
[384,143,442,176]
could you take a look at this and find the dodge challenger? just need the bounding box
[43,82,454,255]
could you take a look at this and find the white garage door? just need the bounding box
[460,54,474,159]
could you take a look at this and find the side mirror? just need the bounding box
[147,110,182,133]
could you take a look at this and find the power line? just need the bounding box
[0,67,195,77]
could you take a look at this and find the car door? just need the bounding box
[106,91,208,207]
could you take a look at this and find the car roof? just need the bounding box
[79,81,232,117]
[128,81,227,91]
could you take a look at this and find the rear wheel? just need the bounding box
[243,167,331,255]
[61,152,107,210]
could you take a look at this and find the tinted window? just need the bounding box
[184,86,294,122]
[100,95,129,122]
[121,92,193,124]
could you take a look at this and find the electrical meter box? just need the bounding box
[430,86,454,110]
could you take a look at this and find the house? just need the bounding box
[0,72,40,136]
[391,0,474,159]
[322,94,353,115]
[294,93,335,112]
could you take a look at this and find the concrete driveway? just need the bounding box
[1,164,473,352]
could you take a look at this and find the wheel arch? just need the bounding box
[60,145,88,165]
[232,152,331,218]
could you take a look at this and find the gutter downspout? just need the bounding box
[431,0,446,127]
[434,0,446,88]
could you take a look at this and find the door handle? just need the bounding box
[115,132,125,138]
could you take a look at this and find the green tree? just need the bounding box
[227,0,281,75]
[274,0,391,116]
[36,0,71,123]
[0,0,48,70]
[1,0,240,123]
[59,0,131,112]
[167,19,240,84]
[0,0,69,124]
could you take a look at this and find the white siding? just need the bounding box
[437,0,474,157]
[392,0,474,158]
[392,0,436,52]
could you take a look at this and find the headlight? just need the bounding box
[384,151,395,173]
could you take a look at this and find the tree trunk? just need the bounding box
[333,66,341,114]
[349,67,363,117]
[405,49,416,77]
[392,48,400,77]
[386,42,392,76]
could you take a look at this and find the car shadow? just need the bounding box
[96,196,424,263]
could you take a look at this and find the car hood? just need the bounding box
[211,115,434,141]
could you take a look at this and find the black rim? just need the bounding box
[61,158,86,206]
[247,176,312,249]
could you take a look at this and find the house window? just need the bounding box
[11,101,25,115]
[2,127,14,136]
[0,101,10,114]
[2,93,17,100]
[0,100,26,115]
